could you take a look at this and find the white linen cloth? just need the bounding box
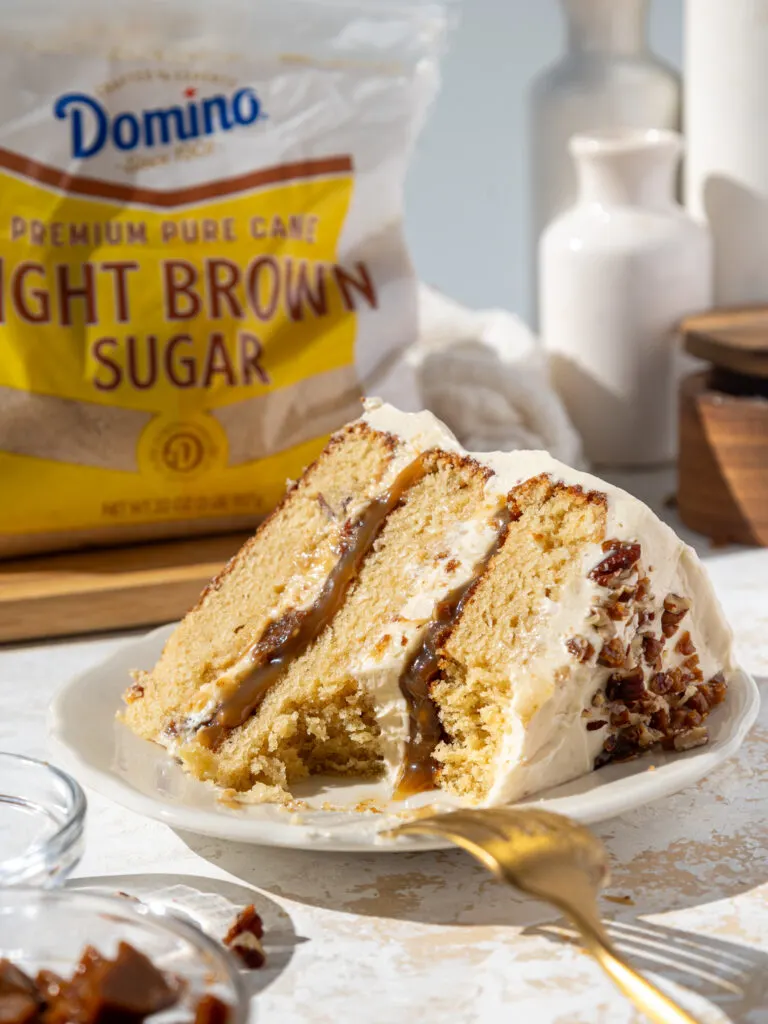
[409,285,584,468]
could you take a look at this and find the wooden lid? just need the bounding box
[681,306,768,378]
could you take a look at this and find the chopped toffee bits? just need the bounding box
[0,941,223,1024]
[194,995,232,1024]
[223,905,266,969]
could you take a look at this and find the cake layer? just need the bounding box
[432,475,607,802]
[123,419,414,742]
[175,449,500,792]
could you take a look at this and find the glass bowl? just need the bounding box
[0,889,248,1023]
[0,752,86,887]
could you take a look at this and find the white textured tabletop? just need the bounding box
[1,469,766,1024]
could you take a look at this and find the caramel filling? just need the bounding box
[393,506,512,800]
[196,453,433,750]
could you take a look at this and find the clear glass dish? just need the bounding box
[0,752,86,887]
[0,889,248,1023]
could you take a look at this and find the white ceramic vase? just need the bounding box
[685,0,768,305]
[529,0,680,324]
[540,129,712,468]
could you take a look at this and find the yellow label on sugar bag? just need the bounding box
[0,2,445,556]
[0,154,368,534]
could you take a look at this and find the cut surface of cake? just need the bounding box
[121,400,737,808]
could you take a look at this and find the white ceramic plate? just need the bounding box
[49,624,760,852]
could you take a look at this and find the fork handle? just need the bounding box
[570,912,701,1024]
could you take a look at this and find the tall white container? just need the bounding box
[685,0,768,305]
[541,129,712,467]
[529,0,680,324]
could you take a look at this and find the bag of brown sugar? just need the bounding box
[0,0,449,556]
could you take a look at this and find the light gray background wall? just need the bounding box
[404,0,683,326]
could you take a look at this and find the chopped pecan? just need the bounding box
[664,594,691,615]
[607,597,632,621]
[606,666,645,704]
[701,672,727,706]
[610,708,631,728]
[675,631,696,656]
[649,671,673,695]
[611,734,642,763]
[566,636,595,663]
[650,707,670,732]
[661,594,691,638]
[671,707,703,730]
[667,667,687,694]
[679,664,704,685]
[586,720,608,731]
[589,542,642,587]
[597,638,626,668]
[591,691,606,708]
[635,576,650,603]
[685,690,710,715]
[637,609,656,628]
[673,726,709,752]
[642,635,665,666]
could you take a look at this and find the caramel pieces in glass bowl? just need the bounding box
[0,941,231,1024]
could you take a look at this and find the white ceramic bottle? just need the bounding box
[529,0,680,323]
[685,0,768,304]
[540,129,712,467]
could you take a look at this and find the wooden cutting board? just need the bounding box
[0,532,251,643]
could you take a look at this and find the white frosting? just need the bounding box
[351,513,500,786]
[359,399,737,807]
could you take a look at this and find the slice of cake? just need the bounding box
[121,400,736,807]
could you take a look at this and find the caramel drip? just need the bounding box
[393,507,512,800]
[196,453,433,750]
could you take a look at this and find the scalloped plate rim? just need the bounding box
[48,623,761,853]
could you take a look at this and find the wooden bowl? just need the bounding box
[678,370,768,546]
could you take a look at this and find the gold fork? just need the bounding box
[389,808,699,1024]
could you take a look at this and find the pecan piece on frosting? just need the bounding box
[566,636,595,663]
[661,594,691,638]
[642,635,664,666]
[589,542,641,588]
[675,631,696,656]
[700,672,728,707]
[597,637,626,668]
[605,666,645,705]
